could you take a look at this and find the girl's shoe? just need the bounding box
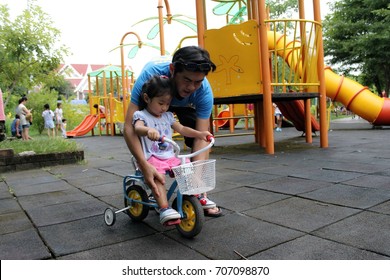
[159,207,181,224]
[197,195,217,209]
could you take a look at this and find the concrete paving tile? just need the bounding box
[217,169,280,186]
[64,172,122,188]
[82,181,124,197]
[249,235,389,260]
[60,234,208,260]
[320,161,388,174]
[207,186,288,212]
[4,171,61,188]
[10,179,72,197]
[0,197,21,215]
[17,188,92,210]
[167,213,303,260]
[58,167,115,180]
[39,215,156,257]
[0,181,12,199]
[313,211,390,257]
[369,201,390,215]
[300,184,390,209]
[0,228,51,260]
[99,164,134,177]
[0,211,33,235]
[251,176,333,195]
[99,194,124,210]
[289,168,364,183]
[243,197,360,232]
[344,174,390,190]
[26,198,110,227]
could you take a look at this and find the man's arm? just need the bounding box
[192,117,211,161]
[123,103,165,197]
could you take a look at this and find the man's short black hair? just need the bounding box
[172,46,216,74]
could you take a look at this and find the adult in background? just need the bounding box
[15,96,32,140]
[123,46,222,217]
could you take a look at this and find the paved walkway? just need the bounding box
[1,118,390,260]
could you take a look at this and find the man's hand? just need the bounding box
[140,161,165,197]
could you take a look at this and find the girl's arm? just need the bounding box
[134,120,160,141]
[172,122,212,142]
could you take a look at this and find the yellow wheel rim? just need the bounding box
[180,200,196,231]
[128,190,143,216]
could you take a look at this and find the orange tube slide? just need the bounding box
[268,31,390,126]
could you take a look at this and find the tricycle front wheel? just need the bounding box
[173,195,204,238]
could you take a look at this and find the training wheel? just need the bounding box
[104,208,116,226]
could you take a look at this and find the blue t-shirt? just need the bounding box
[131,60,214,119]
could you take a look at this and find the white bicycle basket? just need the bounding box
[171,159,216,195]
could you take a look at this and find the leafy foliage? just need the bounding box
[323,0,390,94]
[0,1,69,106]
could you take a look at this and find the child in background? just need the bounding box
[11,115,22,139]
[54,102,63,136]
[133,75,212,225]
[42,104,55,137]
[61,118,67,138]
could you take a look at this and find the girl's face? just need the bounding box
[144,91,172,117]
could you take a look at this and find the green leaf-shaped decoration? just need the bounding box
[128,46,139,59]
[173,18,198,32]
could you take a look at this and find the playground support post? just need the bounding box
[298,0,313,144]
[157,0,172,55]
[313,0,328,148]
[257,0,275,154]
[195,0,207,47]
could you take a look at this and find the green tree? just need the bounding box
[323,0,390,95]
[0,1,69,106]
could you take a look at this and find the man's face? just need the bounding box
[171,68,206,99]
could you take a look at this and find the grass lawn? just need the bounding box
[0,134,81,154]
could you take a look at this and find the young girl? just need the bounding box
[42,104,55,137]
[133,75,212,225]
[54,102,63,136]
[11,115,22,139]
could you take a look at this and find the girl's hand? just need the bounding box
[146,128,160,141]
[200,131,213,141]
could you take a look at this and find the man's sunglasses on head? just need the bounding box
[175,62,212,72]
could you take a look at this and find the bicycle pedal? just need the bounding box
[163,219,181,226]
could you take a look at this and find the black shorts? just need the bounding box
[169,106,197,148]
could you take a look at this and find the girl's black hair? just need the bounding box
[138,75,173,110]
[44,103,50,110]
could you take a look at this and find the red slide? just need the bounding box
[67,114,99,137]
[276,100,320,132]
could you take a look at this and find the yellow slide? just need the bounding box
[270,31,390,126]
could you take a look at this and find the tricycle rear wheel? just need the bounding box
[124,184,149,222]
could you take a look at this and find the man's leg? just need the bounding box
[169,106,196,148]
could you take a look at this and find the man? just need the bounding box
[124,46,222,217]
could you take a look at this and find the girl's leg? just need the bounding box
[153,180,169,209]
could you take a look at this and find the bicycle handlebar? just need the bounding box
[159,135,215,160]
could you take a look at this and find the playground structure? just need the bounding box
[66,65,133,137]
[68,0,390,154]
[198,0,390,154]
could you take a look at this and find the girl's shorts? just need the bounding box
[147,156,189,174]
